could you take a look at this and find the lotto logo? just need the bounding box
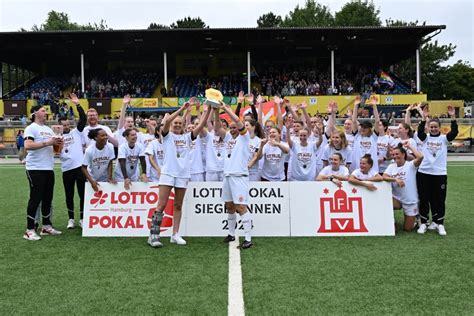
[90,191,108,207]
[318,187,368,233]
[147,190,175,232]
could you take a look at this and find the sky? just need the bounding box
[0,0,472,65]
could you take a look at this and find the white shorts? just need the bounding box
[401,203,418,217]
[206,171,223,182]
[222,175,249,205]
[190,173,204,182]
[159,174,189,189]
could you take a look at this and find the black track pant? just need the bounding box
[416,171,447,225]
[62,166,86,220]
[26,170,54,230]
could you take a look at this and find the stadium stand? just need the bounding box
[171,75,248,97]
[11,77,69,103]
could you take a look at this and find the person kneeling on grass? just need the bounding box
[349,154,383,191]
[383,142,423,232]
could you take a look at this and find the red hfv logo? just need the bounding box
[318,187,368,233]
[147,189,175,232]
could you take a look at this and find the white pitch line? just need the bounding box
[228,239,245,316]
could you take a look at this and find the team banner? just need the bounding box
[83,182,394,237]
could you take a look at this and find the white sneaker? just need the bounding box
[67,219,75,229]
[23,229,41,241]
[427,222,438,231]
[417,223,428,234]
[148,234,163,248]
[79,220,83,228]
[40,225,62,236]
[437,224,447,236]
[170,234,187,245]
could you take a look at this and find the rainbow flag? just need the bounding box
[379,71,394,87]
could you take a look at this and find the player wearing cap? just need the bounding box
[214,103,253,249]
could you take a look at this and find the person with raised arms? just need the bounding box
[148,103,211,248]
[383,142,424,232]
[115,128,147,190]
[251,126,290,182]
[213,103,253,248]
[82,106,118,148]
[82,128,116,192]
[415,105,458,236]
[349,154,383,191]
[58,93,87,229]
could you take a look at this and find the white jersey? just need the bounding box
[161,132,193,178]
[82,143,115,182]
[115,142,146,181]
[145,139,164,181]
[223,131,251,176]
[352,133,379,173]
[351,168,378,180]
[418,134,449,175]
[377,134,395,173]
[60,128,85,172]
[413,132,426,152]
[189,136,205,175]
[261,142,289,181]
[83,124,114,148]
[141,133,157,179]
[289,141,320,181]
[315,135,329,175]
[391,137,417,160]
[248,136,261,176]
[384,160,419,204]
[345,132,355,149]
[319,165,350,177]
[321,144,352,166]
[24,122,55,170]
[204,132,225,172]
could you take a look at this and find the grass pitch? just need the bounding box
[0,163,473,314]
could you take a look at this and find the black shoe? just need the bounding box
[223,235,235,243]
[239,240,253,249]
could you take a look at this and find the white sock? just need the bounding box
[228,213,237,236]
[240,212,252,242]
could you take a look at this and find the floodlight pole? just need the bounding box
[163,52,168,93]
[247,51,251,94]
[416,47,421,92]
[80,53,85,93]
[0,68,3,97]
[330,50,335,90]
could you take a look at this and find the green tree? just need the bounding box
[440,61,474,100]
[22,10,109,31]
[257,12,282,27]
[280,0,334,27]
[147,23,169,30]
[334,0,381,26]
[170,17,208,29]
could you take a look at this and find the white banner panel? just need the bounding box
[290,182,395,236]
[83,182,179,237]
[184,182,290,237]
[83,181,394,237]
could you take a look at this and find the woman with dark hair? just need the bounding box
[383,142,424,232]
[415,106,458,236]
[145,124,164,183]
[244,118,262,181]
[23,105,63,240]
[349,154,383,191]
[317,153,350,186]
[251,126,289,181]
[115,128,147,190]
[82,128,116,192]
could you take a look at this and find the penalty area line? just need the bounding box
[228,239,245,316]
